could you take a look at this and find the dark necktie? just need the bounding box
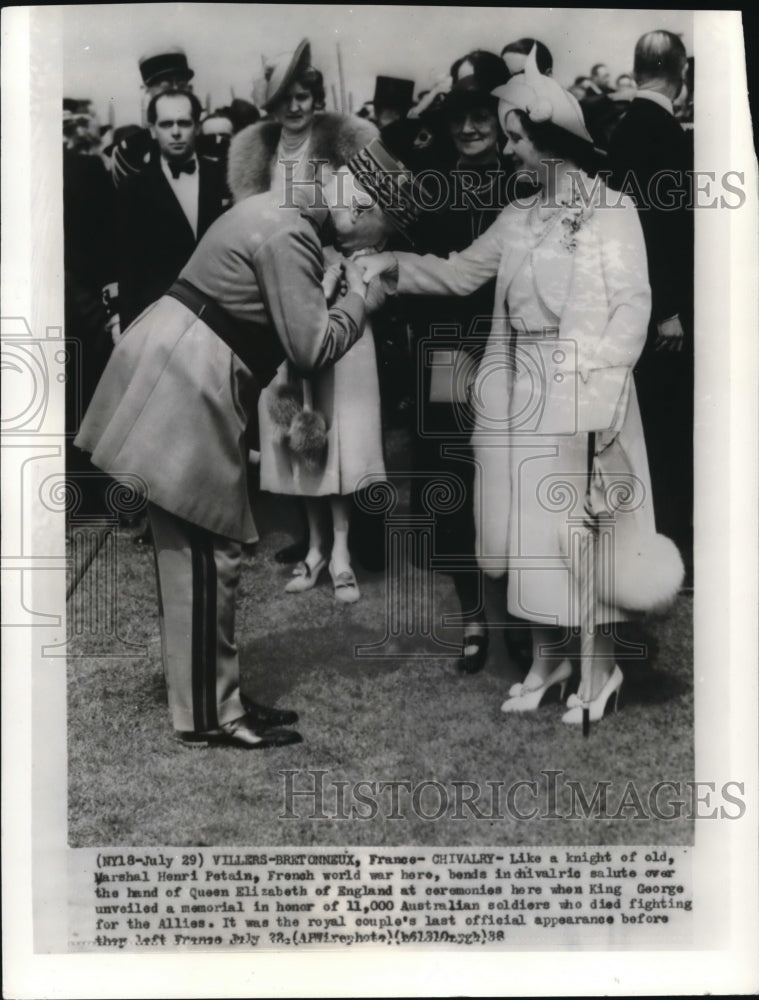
[169,158,196,180]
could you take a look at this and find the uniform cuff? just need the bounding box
[333,290,366,330]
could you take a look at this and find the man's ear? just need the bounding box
[149,125,157,140]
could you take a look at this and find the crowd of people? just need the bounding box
[66,28,694,749]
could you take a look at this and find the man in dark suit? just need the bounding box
[110,46,197,187]
[607,29,693,577]
[116,88,229,328]
[63,99,119,515]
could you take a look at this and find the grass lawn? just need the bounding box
[67,456,694,847]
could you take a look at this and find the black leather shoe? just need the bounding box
[274,539,308,564]
[457,632,489,675]
[175,716,303,749]
[242,696,299,727]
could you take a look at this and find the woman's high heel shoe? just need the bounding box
[501,660,573,713]
[561,664,623,724]
[284,556,327,593]
[457,631,489,675]
[329,562,360,603]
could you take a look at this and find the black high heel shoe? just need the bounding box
[457,631,489,674]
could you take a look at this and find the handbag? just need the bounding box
[537,364,633,435]
[428,347,479,404]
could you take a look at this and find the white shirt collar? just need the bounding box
[634,89,674,115]
[160,154,200,238]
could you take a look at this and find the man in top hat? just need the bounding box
[75,134,424,748]
[372,75,415,129]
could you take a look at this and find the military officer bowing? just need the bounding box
[75,136,423,749]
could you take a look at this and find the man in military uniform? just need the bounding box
[76,135,419,749]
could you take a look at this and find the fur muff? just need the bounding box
[227,112,379,202]
[267,384,302,444]
[287,409,328,470]
[266,383,328,466]
[597,530,685,614]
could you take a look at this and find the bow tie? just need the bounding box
[169,158,196,179]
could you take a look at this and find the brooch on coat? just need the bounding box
[558,199,593,253]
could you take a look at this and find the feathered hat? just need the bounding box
[491,45,593,143]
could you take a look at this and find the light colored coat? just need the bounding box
[396,179,655,619]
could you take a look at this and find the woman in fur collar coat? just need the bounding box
[228,47,385,603]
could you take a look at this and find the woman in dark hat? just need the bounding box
[227,41,384,603]
[399,51,534,674]
[361,50,682,723]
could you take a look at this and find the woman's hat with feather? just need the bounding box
[491,44,593,143]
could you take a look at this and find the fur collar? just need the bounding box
[227,112,378,202]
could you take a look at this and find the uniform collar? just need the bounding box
[288,181,330,234]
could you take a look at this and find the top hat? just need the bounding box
[261,38,312,112]
[63,97,85,114]
[139,47,195,88]
[372,76,415,111]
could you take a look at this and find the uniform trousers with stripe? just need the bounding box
[147,502,247,733]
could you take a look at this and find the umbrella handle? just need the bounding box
[302,378,313,413]
[580,432,597,739]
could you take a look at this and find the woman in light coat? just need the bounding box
[360,50,661,722]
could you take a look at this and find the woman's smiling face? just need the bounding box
[449,104,500,163]
[502,109,544,176]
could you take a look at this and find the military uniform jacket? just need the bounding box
[75,191,366,541]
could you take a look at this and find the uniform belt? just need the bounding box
[166,277,283,387]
